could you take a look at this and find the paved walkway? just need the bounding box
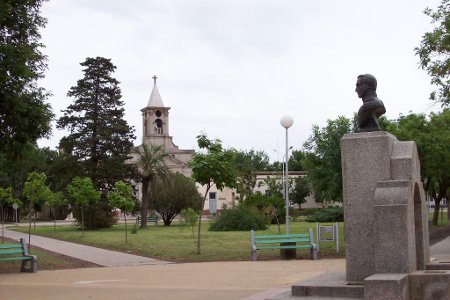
[3,228,170,267]
[0,226,449,300]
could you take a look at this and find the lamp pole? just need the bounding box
[280,115,293,234]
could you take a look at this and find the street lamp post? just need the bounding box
[280,115,293,234]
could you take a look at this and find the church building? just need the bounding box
[128,76,194,176]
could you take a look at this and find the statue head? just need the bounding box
[356,74,377,98]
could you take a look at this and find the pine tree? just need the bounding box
[57,57,135,228]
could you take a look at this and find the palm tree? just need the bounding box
[135,144,171,228]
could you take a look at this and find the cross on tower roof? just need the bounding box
[153,75,158,85]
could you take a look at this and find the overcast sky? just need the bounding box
[37,0,441,162]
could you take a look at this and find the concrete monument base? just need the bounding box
[271,132,449,299]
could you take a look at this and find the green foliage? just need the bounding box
[0,187,14,209]
[57,57,135,228]
[67,177,100,232]
[209,205,268,231]
[259,174,284,198]
[107,181,135,213]
[57,57,135,194]
[0,146,81,219]
[415,0,450,107]
[134,144,171,228]
[189,133,238,254]
[0,186,15,242]
[190,134,238,191]
[23,171,52,244]
[0,0,53,158]
[243,192,285,225]
[180,208,198,241]
[306,206,344,222]
[14,221,345,262]
[154,173,202,226]
[289,150,307,171]
[107,181,135,243]
[180,208,198,228]
[291,176,311,208]
[45,191,68,230]
[23,172,51,209]
[303,116,352,203]
[384,110,450,226]
[233,149,270,200]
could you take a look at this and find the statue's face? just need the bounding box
[355,78,369,98]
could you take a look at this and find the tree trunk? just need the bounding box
[140,179,149,229]
[197,184,210,255]
[432,199,441,226]
[124,215,128,244]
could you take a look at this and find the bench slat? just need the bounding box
[254,239,311,245]
[250,229,318,261]
[0,249,24,255]
[254,234,309,239]
[0,244,23,249]
[256,245,313,250]
[0,256,32,262]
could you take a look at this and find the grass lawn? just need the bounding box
[12,221,345,262]
[0,237,98,273]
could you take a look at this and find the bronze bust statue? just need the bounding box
[355,74,386,132]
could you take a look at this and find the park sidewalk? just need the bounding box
[0,226,449,300]
[3,228,170,267]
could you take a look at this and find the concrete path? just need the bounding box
[3,228,170,267]
[0,226,449,300]
[0,259,346,300]
[430,235,450,262]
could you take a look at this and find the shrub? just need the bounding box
[242,192,285,225]
[209,206,268,231]
[306,206,343,222]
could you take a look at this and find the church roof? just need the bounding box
[147,83,164,108]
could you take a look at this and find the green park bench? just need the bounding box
[250,229,317,261]
[0,237,37,272]
[136,214,160,225]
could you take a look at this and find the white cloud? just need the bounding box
[37,0,442,161]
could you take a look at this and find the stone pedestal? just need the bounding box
[341,132,397,282]
[282,131,436,300]
[341,132,430,283]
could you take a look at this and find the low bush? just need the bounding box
[306,206,343,222]
[242,192,285,225]
[209,206,268,231]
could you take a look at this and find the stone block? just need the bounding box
[341,132,397,282]
[373,180,417,274]
[409,270,450,300]
[364,274,409,300]
[291,272,364,298]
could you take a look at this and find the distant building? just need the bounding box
[197,171,319,214]
[129,76,318,215]
[127,76,194,176]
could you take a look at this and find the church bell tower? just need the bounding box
[139,76,194,177]
[141,75,171,147]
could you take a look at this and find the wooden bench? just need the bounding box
[250,229,317,261]
[136,214,159,225]
[0,237,37,272]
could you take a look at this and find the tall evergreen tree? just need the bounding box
[0,0,53,158]
[57,57,135,228]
